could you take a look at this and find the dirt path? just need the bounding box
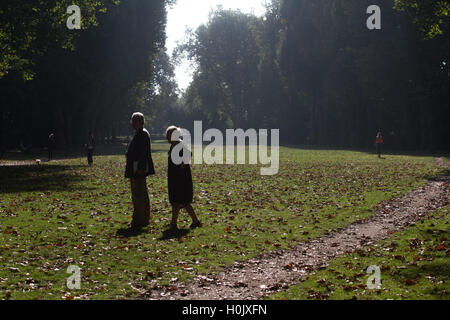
[435,157,450,169]
[144,159,449,300]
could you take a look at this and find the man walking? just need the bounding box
[125,113,155,229]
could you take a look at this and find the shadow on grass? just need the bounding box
[359,150,450,162]
[116,227,148,238]
[284,144,450,159]
[0,164,89,194]
[158,228,191,241]
[385,224,450,298]
[389,261,449,298]
[1,143,169,162]
[422,169,450,183]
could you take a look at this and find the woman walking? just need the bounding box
[166,126,201,232]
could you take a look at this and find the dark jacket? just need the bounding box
[125,128,155,179]
[168,142,193,205]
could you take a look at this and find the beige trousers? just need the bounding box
[130,177,150,227]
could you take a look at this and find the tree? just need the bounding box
[145,49,179,132]
[0,0,173,148]
[394,0,450,39]
[178,9,260,129]
[178,0,449,151]
[0,0,119,80]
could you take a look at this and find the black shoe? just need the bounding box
[190,221,202,229]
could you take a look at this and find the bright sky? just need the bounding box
[166,0,267,91]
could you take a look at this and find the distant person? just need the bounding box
[375,132,384,158]
[86,132,95,166]
[125,113,155,229]
[48,133,55,160]
[165,126,201,232]
[19,140,31,154]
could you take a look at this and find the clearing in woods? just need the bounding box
[0,146,448,299]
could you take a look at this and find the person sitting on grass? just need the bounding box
[165,126,201,232]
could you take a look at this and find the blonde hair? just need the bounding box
[165,125,181,142]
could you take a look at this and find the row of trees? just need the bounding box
[161,0,449,150]
[1,0,448,151]
[1,0,174,149]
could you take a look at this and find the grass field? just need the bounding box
[0,144,447,299]
[267,206,449,300]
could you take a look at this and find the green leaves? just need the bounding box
[394,0,450,39]
[0,0,117,80]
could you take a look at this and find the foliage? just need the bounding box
[0,0,119,80]
[145,49,179,133]
[173,0,450,151]
[0,0,172,148]
[177,9,261,130]
[394,0,450,39]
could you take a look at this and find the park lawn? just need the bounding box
[0,146,446,299]
[267,206,450,300]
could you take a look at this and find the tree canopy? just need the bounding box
[394,0,450,39]
[1,0,173,148]
[171,0,449,150]
[0,0,121,80]
[1,0,448,152]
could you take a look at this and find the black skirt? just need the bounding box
[168,143,193,205]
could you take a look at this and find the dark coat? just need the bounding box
[125,128,155,179]
[168,142,193,205]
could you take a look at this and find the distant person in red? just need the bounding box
[375,132,384,158]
